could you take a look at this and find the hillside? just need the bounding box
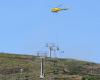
[0,53,100,80]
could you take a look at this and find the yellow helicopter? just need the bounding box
[51,4,69,13]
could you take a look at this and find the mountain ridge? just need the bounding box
[0,53,100,80]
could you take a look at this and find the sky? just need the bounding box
[0,0,100,63]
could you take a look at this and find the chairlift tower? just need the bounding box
[40,57,44,79]
[46,43,60,58]
[37,52,47,80]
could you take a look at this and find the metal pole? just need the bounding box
[49,47,52,58]
[40,58,44,80]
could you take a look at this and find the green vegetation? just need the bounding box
[0,53,100,80]
[82,75,100,80]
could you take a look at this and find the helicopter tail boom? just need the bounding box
[61,8,68,10]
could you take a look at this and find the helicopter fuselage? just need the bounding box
[51,8,68,12]
[51,8,62,12]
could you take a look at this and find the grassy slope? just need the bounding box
[0,53,100,80]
